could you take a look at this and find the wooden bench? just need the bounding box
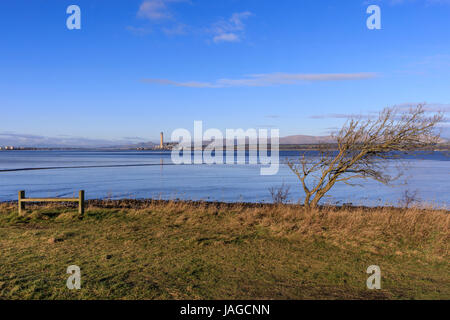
[18,190,85,216]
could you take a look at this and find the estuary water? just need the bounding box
[0,150,448,207]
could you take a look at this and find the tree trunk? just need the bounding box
[310,192,324,208]
[303,193,312,208]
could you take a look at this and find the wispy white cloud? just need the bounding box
[393,102,450,112]
[129,0,189,36]
[142,72,378,88]
[213,33,240,43]
[310,113,364,120]
[310,102,450,119]
[137,0,173,21]
[126,25,152,35]
[132,3,253,43]
[211,12,252,43]
[413,54,450,68]
[162,23,188,35]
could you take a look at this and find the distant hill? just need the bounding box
[111,141,157,149]
[114,134,448,149]
[2,133,447,150]
[279,135,335,145]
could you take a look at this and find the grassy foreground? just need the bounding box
[0,200,448,300]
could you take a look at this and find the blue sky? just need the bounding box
[1,0,449,146]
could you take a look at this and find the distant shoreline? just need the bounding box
[1,197,448,211]
[1,144,450,152]
[1,198,448,211]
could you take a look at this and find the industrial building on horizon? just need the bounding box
[135,131,175,151]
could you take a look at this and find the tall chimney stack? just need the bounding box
[160,132,164,149]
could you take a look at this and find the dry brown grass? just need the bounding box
[0,200,448,299]
[86,200,449,255]
[1,200,448,259]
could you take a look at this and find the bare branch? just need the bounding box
[289,104,443,208]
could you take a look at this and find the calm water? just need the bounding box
[0,150,448,207]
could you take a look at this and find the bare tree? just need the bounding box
[399,189,421,208]
[269,183,291,204]
[288,105,443,208]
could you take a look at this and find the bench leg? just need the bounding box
[78,190,85,216]
[18,190,25,216]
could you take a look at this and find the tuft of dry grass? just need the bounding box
[0,200,448,300]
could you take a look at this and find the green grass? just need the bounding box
[0,200,448,300]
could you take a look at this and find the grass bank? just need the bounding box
[0,200,448,299]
